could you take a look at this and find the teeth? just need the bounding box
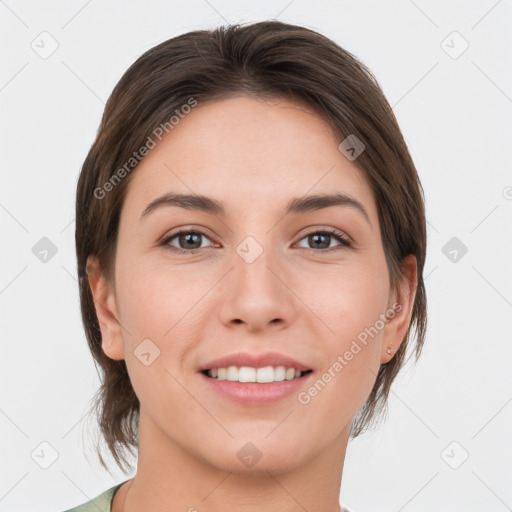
[206,365,307,383]
[286,368,302,380]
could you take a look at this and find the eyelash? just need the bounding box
[159,228,353,255]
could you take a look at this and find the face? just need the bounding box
[88,95,416,475]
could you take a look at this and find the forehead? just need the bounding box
[121,95,377,222]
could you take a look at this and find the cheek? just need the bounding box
[299,280,386,428]
[115,256,193,336]
[115,259,206,375]
[304,258,390,339]
[301,260,388,404]
[115,264,196,415]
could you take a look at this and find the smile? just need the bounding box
[203,365,313,383]
[200,367,314,405]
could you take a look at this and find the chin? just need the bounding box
[199,435,313,476]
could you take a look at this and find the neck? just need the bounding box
[114,411,350,512]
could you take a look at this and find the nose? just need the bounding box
[218,242,297,333]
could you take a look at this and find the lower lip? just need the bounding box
[199,371,314,405]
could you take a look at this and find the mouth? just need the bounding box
[199,366,315,405]
[197,351,314,404]
[200,367,314,383]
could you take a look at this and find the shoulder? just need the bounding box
[341,505,356,512]
[61,481,128,512]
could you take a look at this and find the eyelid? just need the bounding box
[294,227,353,251]
[158,225,215,244]
[296,226,352,245]
[159,226,217,252]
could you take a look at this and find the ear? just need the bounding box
[380,254,418,364]
[86,255,125,360]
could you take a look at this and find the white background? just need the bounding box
[1,1,511,511]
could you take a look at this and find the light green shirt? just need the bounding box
[62,480,129,512]
[62,480,354,512]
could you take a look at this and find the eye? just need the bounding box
[295,229,352,252]
[160,227,352,255]
[161,230,215,254]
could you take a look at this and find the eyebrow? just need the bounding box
[140,192,371,226]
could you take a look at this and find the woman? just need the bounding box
[66,19,427,512]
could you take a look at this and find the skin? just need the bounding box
[87,95,417,512]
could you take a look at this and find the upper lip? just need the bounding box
[199,351,312,372]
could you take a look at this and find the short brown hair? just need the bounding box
[76,20,427,473]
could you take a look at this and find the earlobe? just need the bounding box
[86,256,125,360]
[381,254,418,364]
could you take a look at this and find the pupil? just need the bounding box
[181,232,201,249]
[311,233,329,249]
